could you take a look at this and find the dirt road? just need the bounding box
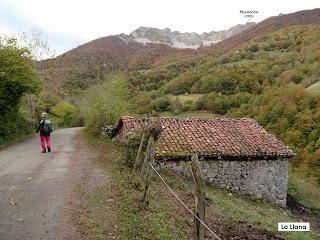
[0,128,107,240]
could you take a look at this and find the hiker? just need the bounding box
[36,112,53,153]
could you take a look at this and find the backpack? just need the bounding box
[43,119,53,134]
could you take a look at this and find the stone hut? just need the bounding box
[112,116,296,206]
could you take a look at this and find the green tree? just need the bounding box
[0,37,41,143]
[52,101,80,127]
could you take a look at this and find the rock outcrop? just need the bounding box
[118,22,255,49]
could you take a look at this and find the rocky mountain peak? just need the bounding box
[118,23,256,49]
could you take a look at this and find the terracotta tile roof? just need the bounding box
[113,116,296,160]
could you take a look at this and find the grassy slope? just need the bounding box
[170,170,320,240]
[80,130,319,240]
[288,172,320,214]
[160,110,217,118]
[167,94,204,103]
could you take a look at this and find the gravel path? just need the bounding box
[0,128,106,240]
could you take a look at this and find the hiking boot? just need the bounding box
[47,147,51,152]
[42,149,46,153]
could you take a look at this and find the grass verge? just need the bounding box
[80,129,189,239]
[80,130,320,240]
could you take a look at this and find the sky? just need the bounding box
[0,0,319,55]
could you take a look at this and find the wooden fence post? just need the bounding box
[134,134,145,170]
[141,135,155,208]
[141,135,154,176]
[190,154,206,240]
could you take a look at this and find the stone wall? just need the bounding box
[159,158,288,206]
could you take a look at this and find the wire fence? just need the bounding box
[148,162,222,240]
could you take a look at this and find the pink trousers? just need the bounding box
[40,135,51,151]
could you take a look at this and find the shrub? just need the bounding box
[36,91,60,113]
[80,74,130,135]
[182,100,194,112]
[195,92,251,114]
[289,73,304,84]
[151,97,171,112]
[123,135,141,167]
[51,101,81,127]
[248,44,259,52]
[163,71,201,95]
[171,97,183,113]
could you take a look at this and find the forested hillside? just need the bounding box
[129,25,320,180]
[201,8,320,55]
[39,9,320,99]
[40,36,197,96]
